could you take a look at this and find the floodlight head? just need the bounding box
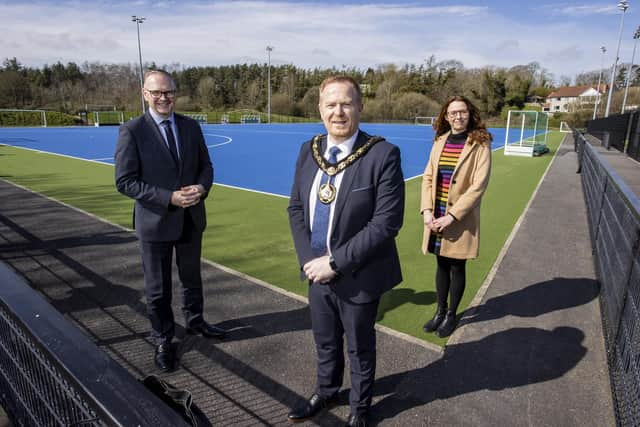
[266,46,273,52]
[601,46,607,53]
[618,0,629,12]
[634,26,640,39]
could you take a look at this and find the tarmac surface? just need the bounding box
[0,135,615,426]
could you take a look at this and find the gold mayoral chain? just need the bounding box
[311,134,383,204]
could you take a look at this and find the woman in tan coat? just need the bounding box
[420,96,492,337]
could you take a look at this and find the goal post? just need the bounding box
[415,116,435,126]
[240,114,261,124]
[559,121,571,133]
[93,111,124,127]
[504,110,549,157]
[0,109,47,127]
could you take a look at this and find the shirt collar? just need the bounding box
[325,130,358,158]
[148,109,175,126]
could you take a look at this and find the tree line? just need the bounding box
[1,55,632,125]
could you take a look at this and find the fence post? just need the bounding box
[602,132,611,150]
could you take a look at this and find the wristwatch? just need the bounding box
[329,255,340,273]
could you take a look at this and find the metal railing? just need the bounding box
[0,262,189,427]
[588,111,640,162]
[574,130,640,426]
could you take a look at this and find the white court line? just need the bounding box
[2,144,113,166]
[91,157,114,162]
[204,133,233,148]
[213,182,289,199]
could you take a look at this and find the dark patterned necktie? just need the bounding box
[160,120,179,163]
[310,146,341,257]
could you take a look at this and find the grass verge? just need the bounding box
[0,132,563,345]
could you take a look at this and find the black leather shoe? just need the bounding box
[154,343,175,372]
[187,322,227,338]
[346,413,369,427]
[437,310,458,338]
[287,393,336,422]
[423,306,447,332]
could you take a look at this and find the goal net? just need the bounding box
[240,114,261,124]
[0,109,47,127]
[504,110,549,157]
[93,111,124,127]
[559,121,571,133]
[415,116,435,126]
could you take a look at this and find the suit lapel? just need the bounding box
[144,112,178,167]
[300,136,325,229]
[175,114,187,175]
[333,131,367,223]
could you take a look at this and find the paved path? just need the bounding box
[0,135,614,426]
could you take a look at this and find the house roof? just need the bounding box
[547,84,607,98]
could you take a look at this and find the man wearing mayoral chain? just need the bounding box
[287,76,405,427]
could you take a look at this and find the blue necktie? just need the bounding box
[160,120,179,164]
[311,146,341,257]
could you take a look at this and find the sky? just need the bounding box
[2,0,640,83]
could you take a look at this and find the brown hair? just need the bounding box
[319,76,362,104]
[433,95,492,145]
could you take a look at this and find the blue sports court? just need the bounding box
[0,123,510,197]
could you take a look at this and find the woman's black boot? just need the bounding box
[423,306,447,332]
[437,310,458,337]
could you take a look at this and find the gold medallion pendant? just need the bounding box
[318,182,337,204]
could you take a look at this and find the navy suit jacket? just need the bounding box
[288,131,405,304]
[115,112,213,242]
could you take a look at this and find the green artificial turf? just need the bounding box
[0,132,563,345]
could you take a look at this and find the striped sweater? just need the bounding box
[428,132,467,254]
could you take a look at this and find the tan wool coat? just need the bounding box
[420,131,492,259]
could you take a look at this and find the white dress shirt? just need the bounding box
[309,131,358,255]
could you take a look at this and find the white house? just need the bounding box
[544,84,607,113]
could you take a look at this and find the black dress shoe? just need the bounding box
[346,413,369,427]
[187,322,227,338]
[287,393,336,421]
[437,310,458,338]
[154,343,175,372]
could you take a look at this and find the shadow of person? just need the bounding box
[370,326,586,423]
[177,305,312,347]
[377,288,436,321]
[459,277,599,328]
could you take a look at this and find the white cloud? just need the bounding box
[553,4,621,16]
[0,0,637,82]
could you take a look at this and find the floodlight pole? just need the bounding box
[594,46,607,119]
[605,0,629,117]
[266,46,273,124]
[132,15,146,114]
[622,26,640,113]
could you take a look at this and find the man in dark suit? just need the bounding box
[287,76,405,427]
[115,69,226,373]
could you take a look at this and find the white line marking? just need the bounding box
[204,133,233,148]
[2,144,113,165]
[213,182,289,199]
[91,157,114,162]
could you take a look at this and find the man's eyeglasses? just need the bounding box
[145,89,176,99]
[447,110,469,118]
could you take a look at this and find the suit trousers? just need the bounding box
[309,282,380,416]
[140,212,205,345]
